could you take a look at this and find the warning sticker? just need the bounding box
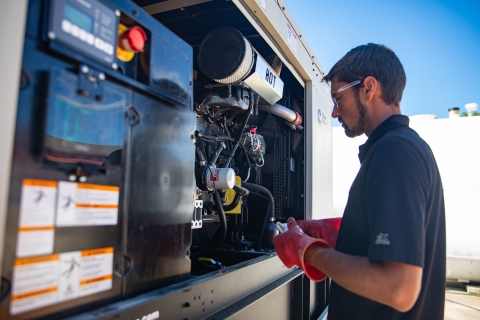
[286,23,298,53]
[78,248,114,297]
[10,254,60,315]
[56,182,119,226]
[16,226,55,258]
[11,248,114,315]
[17,180,57,257]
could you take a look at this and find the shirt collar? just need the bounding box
[358,115,410,163]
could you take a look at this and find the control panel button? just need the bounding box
[95,38,105,51]
[119,26,147,53]
[71,24,80,38]
[61,19,72,33]
[86,33,95,45]
[79,29,88,42]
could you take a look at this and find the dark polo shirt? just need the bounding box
[328,115,446,320]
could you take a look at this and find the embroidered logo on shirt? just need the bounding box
[375,233,391,245]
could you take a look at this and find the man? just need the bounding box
[274,43,446,319]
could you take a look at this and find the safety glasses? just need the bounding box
[331,79,363,111]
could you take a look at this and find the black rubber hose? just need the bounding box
[196,148,206,165]
[223,91,255,168]
[223,185,249,211]
[241,182,274,249]
[213,190,227,247]
[197,132,235,142]
[209,142,225,165]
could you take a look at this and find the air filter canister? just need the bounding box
[202,167,236,191]
[198,27,255,84]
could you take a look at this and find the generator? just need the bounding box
[0,0,333,319]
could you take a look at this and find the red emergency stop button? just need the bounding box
[119,26,147,53]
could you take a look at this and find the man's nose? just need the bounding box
[332,106,340,119]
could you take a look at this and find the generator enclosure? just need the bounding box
[0,0,333,319]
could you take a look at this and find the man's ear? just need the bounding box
[363,76,378,102]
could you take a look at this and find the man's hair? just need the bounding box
[323,43,406,106]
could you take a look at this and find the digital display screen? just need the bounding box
[44,68,126,166]
[64,3,93,33]
[46,97,124,147]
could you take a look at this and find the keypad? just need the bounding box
[61,19,113,56]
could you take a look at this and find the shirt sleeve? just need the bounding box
[364,138,427,268]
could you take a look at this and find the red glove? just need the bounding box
[274,217,329,282]
[297,218,342,249]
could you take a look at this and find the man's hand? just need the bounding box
[274,217,331,282]
[297,218,342,248]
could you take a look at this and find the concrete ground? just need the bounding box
[445,281,480,320]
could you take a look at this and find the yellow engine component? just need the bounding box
[224,176,242,214]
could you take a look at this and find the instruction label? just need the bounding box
[17,180,57,257]
[56,182,119,226]
[286,23,298,53]
[11,248,114,315]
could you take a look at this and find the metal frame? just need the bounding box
[65,254,297,319]
[0,0,29,279]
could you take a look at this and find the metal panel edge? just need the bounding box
[65,254,294,319]
[0,0,29,278]
[205,269,304,319]
[305,81,333,219]
[240,0,326,88]
[275,0,325,78]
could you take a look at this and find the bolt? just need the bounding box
[68,175,77,182]
[81,65,89,74]
[115,10,121,17]
[98,73,105,80]
[112,63,118,70]
[47,31,56,40]
[79,176,87,183]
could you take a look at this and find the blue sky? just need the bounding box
[283,0,480,124]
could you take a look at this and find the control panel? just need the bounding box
[48,0,118,65]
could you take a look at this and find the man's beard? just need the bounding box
[342,92,369,138]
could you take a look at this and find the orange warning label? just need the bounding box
[11,287,57,301]
[77,184,120,192]
[81,247,114,257]
[22,179,57,188]
[80,274,112,286]
[14,254,60,266]
[19,226,55,232]
[75,204,119,209]
[56,181,119,226]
